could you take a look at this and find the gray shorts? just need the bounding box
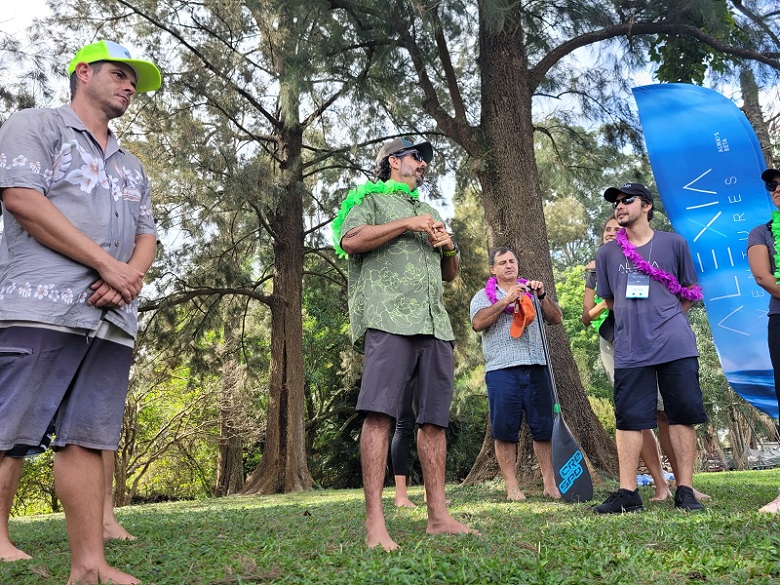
[356,330,454,428]
[0,325,134,452]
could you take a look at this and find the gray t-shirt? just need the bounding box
[469,285,546,372]
[595,231,699,368]
[0,105,158,338]
[747,222,780,316]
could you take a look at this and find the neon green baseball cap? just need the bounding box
[67,40,162,93]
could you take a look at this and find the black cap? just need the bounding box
[761,168,780,182]
[603,182,654,205]
[375,138,433,170]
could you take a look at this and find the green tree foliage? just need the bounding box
[647,0,736,84]
[555,265,613,401]
[543,196,590,271]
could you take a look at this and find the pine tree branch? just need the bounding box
[392,15,479,154]
[113,0,283,131]
[431,5,467,123]
[530,21,780,91]
[140,286,277,312]
[730,0,780,54]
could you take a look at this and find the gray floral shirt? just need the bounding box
[0,105,157,338]
[342,188,454,351]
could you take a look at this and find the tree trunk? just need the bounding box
[728,403,749,470]
[115,400,138,507]
[739,67,774,168]
[463,3,618,482]
[214,316,246,497]
[241,122,314,494]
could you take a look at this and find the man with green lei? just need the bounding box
[333,138,478,550]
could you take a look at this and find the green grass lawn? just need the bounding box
[3,469,780,584]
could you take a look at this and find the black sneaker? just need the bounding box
[674,486,704,512]
[593,488,644,514]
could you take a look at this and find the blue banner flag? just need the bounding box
[633,83,778,418]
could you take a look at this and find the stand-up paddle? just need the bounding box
[533,292,593,503]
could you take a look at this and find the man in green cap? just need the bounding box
[0,39,161,584]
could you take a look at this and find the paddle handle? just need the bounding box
[532,290,560,407]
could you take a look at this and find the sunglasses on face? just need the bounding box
[612,195,638,209]
[766,180,780,192]
[392,149,425,163]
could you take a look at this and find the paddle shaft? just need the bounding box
[531,291,560,408]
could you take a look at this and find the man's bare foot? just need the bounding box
[693,488,711,501]
[506,488,526,502]
[103,520,137,541]
[0,542,32,562]
[394,496,416,509]
[365,519,399,551]
[427,514,480,536]
[67,564,140,585]
[650,488,672,502]
[543,486,562,500]
[759,495,780,513]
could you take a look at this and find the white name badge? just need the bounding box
[626,271,650,299]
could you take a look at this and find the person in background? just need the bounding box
[583,216,709,502]
[470,247,562,501]
[391,381,418,508]
[747,167,780,514]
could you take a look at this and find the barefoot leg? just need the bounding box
[495,439,525,501]
[361,414,398,551]
[102,451,135,541]
[641,430,671,502]
[393,475,416,508]
[0,456,31,562]
[56,446,139,585]
[533,440,561,499]
[418,424,479,536]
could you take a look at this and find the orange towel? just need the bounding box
[509,294,536,338]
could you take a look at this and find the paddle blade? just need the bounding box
[552,413,593,503]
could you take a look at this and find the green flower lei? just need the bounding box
[772,211,780,284]
[332,180,418,258]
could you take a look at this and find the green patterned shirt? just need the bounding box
[342,188,455,352]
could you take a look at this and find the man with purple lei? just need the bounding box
[470,247,562,501]
[594,183,706,514]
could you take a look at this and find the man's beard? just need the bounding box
[400,162,424,187]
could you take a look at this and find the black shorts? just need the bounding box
[613,357,707,430]
[356,330,454,428]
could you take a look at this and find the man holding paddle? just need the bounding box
[470,247,562,501]
[594,183,706,514]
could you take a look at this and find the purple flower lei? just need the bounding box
[615,228,703,302]
[485,276,531,313]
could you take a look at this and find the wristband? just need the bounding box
[442,242,459,257]
[537,291,546,300]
